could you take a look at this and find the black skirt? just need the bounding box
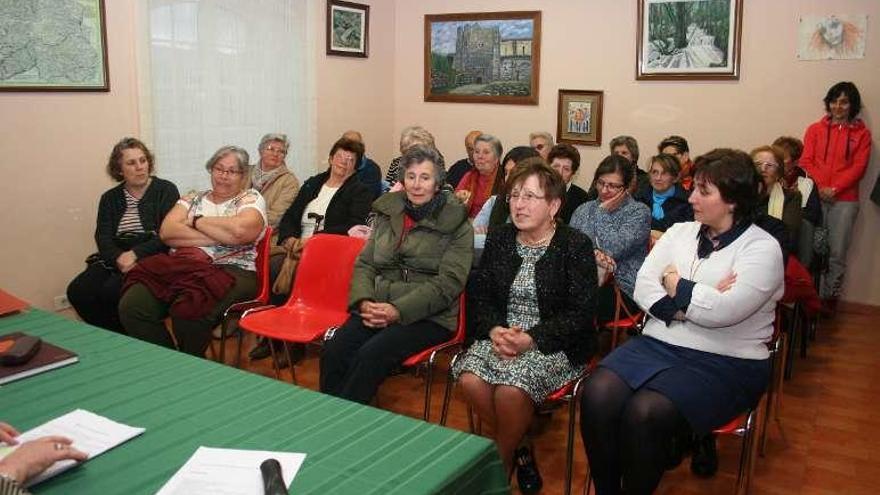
[600,335,770,433]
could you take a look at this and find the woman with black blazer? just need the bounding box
[633,153,694,233]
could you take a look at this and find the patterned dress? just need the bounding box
[454,243,581,403]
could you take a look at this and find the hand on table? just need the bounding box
[0,436,88,485]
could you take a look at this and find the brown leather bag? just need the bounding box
[271,238,306,295]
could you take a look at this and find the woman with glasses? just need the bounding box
[249,133,300,233]
[633,153,693,234]
[751,145,802,255]
[67,138,180,334]
[119,145,266,356]
[571,155,651,322]
[453,161,598,492]
[250,137,373,363]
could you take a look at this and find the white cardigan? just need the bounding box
[634,222,784,360]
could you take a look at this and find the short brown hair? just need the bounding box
[506,158,566,209]
[651,153,681,177]
[694,149,759,224]
[329,137,365,164]
[547,143,581,172]
[750,145,786,181]
[772,136,804,162]
[107,137,155,182]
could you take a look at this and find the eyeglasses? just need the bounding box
[754,161,779,170]
[507,190,546,204]
[264,146,287,155]
[649,169,671,177]
[595,179,625,191]
[212,167,243,177]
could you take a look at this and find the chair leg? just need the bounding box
[565,395,577,495]
[268,340,281,380]
[735,408,758,495]
[282,341,297,384]
[760,348,777,457]
[440,352,462,426]
[423,355,436,422]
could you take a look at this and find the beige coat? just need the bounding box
[248,164,300,253]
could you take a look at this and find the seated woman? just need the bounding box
[633,153,693,234]
[67,137,179,333]
[453,161,598,483]
[249,133,300,234]
[455,134,503,219]
[249,137,373,362]
[752,145,802,256]
[473,146,541,234]
[119,146,266,356]
[570,155,651,322]
[579,149,784,495]
[548,143,590,224]
[773,136,822,266]
[320,145,472,403]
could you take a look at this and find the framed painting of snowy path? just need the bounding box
[636,0,743,80]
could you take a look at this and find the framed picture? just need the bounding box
[557,90,604,146]
[327,0,369,58]
[636,0,743,80]
[0,0,109,91]
[424,11,541,105]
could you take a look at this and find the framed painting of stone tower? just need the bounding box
[424,11,541,105]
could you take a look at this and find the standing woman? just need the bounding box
[799,81,872,312]
[320,145,472,404]
[456,134,503,219]
[454,161,597,486]
[579,149,784,495]
[67,138,179,333]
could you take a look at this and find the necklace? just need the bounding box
[518,225,556,247]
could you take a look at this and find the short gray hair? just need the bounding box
[475,133,503,161]
[399,125,436,152]
[258,133,289,154]
[205,145,250,173]
[609,135,640,165]
[528,131,554,146]
[398,145,446,186]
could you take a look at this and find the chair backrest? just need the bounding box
[287,233,366,311]
[253,226,273,304]
[451,293,466,343]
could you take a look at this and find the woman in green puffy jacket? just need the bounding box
[320,145,473,404]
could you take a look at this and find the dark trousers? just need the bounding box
[320,315,450,404]
[67,263,125,333]
[118,265,256,357]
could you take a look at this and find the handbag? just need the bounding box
[271,238,306,295]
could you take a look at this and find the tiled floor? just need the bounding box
[226,305,880,494]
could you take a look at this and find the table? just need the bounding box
[0,310,508,494]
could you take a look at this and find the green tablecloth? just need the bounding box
[0,310,508,494]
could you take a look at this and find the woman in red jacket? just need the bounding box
[799,82,872,313]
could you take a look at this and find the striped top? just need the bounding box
[116,188,146,235]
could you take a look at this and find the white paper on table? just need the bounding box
[8,409,145,487]
[156,447,306,495]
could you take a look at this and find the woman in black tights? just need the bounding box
[579,149,785,494]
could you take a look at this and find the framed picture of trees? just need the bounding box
[636,0,743,80]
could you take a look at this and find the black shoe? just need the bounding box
[515,446,543,494]
[248,338,272,360]
[690,434,718,477]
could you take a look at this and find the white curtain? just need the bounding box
[145,0,314,193]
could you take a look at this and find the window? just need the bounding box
[142,0,314,193]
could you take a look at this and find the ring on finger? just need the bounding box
[54,443,66,451]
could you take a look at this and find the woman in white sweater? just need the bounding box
[579,149,784,495]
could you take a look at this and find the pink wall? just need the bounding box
[392,0,880,304]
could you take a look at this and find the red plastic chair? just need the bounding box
[212,226,273,365]
[238,234,366,382]
[599,278,645,350]
[398,293,466,422]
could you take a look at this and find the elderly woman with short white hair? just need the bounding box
[250,133,300,231]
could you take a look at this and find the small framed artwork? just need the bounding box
[636,0,743,80]
[557,90,604,146]
[424,11,541,105]
[327,0,370,58]
[0,0,109,91]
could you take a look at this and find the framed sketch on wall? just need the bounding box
[327,0,369,58]
[424,11,541,105]
[557,90,604,146]
[0,0,109,91]
[636,0,743,80]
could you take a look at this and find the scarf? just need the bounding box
[767,182,785,220]
[651,186,676,221]
[251,163,284,191]
[404,191,446,221]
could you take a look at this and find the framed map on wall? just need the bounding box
[0,0,109,91]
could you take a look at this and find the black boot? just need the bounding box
[248,337,272,360]
[690,433,718,477]
[515,445,543,494]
